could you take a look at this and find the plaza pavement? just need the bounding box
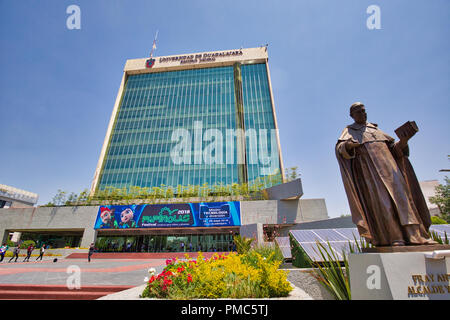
[0,257,166,286]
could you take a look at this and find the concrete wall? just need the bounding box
[0,206,98,248]
[298,199,329,222]
[240,200,278,225]
[239,223,264,244]
[262,178,303,200]
[240,198,328,225]
[290,216,355,230]
[419,180,440,216]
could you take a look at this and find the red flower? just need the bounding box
[187,274,193,283]
[149,275,156,283]
[177,266,185,273]
[165,270,173,277]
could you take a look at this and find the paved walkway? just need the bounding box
[0,257,166,286]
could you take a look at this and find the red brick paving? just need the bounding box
[0,284,134,300]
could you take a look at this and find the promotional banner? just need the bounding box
[94,202,241,229]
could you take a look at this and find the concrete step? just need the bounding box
[0,290,114,300]
[0,284,134,300]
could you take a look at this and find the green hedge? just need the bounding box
[431,216,448,225]
[19,240,36,249]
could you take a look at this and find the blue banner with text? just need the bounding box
[94,202,241,229]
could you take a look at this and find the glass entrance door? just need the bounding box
[96,233,236,253]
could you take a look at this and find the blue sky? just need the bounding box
[1,0,449,218]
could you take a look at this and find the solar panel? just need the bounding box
[279,246,292,259]
[289,230,318,243]
[287,224,449,263]
[289,229,357,262]
[312,229,349,242]
[429,224,450,237]
[275,237,292,259]
[275,236,290,247]
[298,242,323,261]
[335,228,360,240]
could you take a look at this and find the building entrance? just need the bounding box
[95,233,236,253]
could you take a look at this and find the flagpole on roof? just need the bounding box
[150,30,159,58]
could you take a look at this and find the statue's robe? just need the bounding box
[336,122,431,246]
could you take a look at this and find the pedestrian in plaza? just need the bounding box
[23,244,34,262]
[36,244,45,261]
[88,243,95,262]
[0,243,9,262]
[8,246,20,263]
[188,242,193,252]
[180,241,185,252]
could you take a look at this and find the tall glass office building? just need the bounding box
[91,47,285,195]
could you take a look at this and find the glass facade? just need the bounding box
[95,233,235,253]
[20,232,83,249]
[241,63,279,184]
[96,63,281,193]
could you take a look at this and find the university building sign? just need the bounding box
[158,50,244,65]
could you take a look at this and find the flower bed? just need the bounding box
[141,252,292,299]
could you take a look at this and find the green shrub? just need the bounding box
[431,216,448,225]
[233,235,254,255]
[308,241,350,300]
[289,234,312,268]
[307,236,373,300]
[19,240,36,249]
[430,231,449,244]
[242,244,284,267]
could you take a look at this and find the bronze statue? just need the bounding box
[336,102,437,246]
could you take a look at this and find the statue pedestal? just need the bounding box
[349,248,450,300]
[361,244,450,253]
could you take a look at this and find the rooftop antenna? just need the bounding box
[150,30,159,58]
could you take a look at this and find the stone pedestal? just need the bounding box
[349,248,450,300]
[362,244,450,253]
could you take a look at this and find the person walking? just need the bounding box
[88,243,95,262]
[36,244,45,261]
[0,243,9,262]
[23,244,34,262]
[8,246,20,263]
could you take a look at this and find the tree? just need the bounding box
[429,177,450,223]
[51,189,67,206]
[284,166,300,182]
[65,192,78,206]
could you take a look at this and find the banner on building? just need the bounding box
[94,202,241,229]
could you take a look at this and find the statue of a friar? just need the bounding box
[336,102,437,246]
